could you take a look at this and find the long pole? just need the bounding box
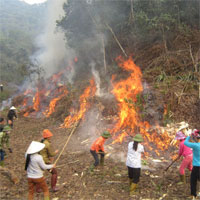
[53,120,81,166]
[164,156,179,171]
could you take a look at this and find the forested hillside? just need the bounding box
[0,0,45,86]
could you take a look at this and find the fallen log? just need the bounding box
[0,166,19,184]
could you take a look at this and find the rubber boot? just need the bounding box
[130,183,137,196]
[177,174,186,185]
[89,164,95,172]
[129,178,132,186]
[0,161,4,167]
[51,174,59,192]
[44,196,50,200]
[100,157,104,167]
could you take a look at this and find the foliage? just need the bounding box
[0,0,45,85]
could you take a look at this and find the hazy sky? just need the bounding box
[21,0,47,4]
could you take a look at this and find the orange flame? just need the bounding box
[44,87,68,117]
[61,79,96,128]
[111,56,172,155]
[33,90,40,112]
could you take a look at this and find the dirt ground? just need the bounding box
[0,116,198,200]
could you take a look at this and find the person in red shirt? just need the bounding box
[90,131,111,171]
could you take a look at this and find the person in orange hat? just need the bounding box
[39,129,59,192]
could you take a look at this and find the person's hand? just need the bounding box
[52,164,56,168]
[55,149,59,154]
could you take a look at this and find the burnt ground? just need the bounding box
[0,116,198,200]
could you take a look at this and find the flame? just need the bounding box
[33,89,40,111]
[44,87,68,117]
[111,56,172,155]
[61,79,96,128]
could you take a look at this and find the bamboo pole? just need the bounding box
[53,120,81,166]
[105,23,128,58]
[101,35,107,73]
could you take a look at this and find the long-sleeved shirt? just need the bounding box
[40,139,56,164]
[184,136,200,166]
[90,136,106,152]
[0,131,9,149]
[179,140,193,157]
[126,141,144,168]
[26,153,53,179]
[7,110,17,121]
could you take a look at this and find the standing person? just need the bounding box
[175,131,193,184]
[7,106,17,128]
[0,125,12,166]
[40,129,59,192]
[0,117,5,131]
[126,134,144,196]
[90,131,111,171]
[184,130,200,200]
[25,141,55,200]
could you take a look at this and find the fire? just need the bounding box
[61,79,96,128]
[44,87,68,117]
[33,90,40,112]
[111,56,172,156]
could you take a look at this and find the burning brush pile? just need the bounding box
[9,56,189,161]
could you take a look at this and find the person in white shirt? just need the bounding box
[25,141,55,200]
[126,134,144,196]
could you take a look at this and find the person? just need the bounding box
[7,106,17,128]
[0,125,12,166]
[0,117,5,132]
[90,131,111,171]
[39,129,59,192]
[184,130,200,200]
[25,141,55,200]
[175,131,193,184]
[126,134,144,196]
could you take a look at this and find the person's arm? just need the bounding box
[47,143,56,157]
[184,136,195,148]
[38,155,53,170]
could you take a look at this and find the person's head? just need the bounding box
[10,106,16,111]
[194,129,200,142]
[25,141,45,170]
[133,134,143,143]
[101,131,111,139]
[175,131,186,142]
[42,129,53,140]
[3,125,12,134]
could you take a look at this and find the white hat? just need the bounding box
[10,106,16,110]
[26,141,45,154]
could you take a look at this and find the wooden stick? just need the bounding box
[105,23,128,58]
[53,120,81,166]
[164,156,179,171]
[101,35,107,73]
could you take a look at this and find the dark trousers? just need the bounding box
[128,166,141,184]
[0,149,5,161]
[90,150,104,166]
[191,166,200,197]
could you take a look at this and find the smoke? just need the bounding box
[33,0,75,82]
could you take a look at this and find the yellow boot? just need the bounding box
[177,174,186,185]
[130,183,137,196]
[129,178,132,186]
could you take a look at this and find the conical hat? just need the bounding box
[10,106,16,110]
[26,141,45,154]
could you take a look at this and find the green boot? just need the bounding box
[0,161,4,167]
[129,178,132,186]
[89,164,95,172]
[44,196,50,200]
[100,157,104,166]
[177,174,186,185]
[130,183,137,196]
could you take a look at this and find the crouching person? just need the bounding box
[25,141,55,200]
[40,129,59,192]
[90,131,111,171]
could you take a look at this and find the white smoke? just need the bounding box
[33,0,75,82]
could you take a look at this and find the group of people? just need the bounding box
[1,106,200,199]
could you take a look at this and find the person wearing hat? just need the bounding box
[25,141,55,200]
[0,125,12,166]
[7,106,17,128]
[174,131,193,184]
[90,131,111,171]
[184,130,200,199]
[39,129,59,192]
[126,134,144,196]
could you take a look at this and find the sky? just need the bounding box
[21,0,47,5]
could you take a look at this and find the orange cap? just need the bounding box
[42,129,53,138]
